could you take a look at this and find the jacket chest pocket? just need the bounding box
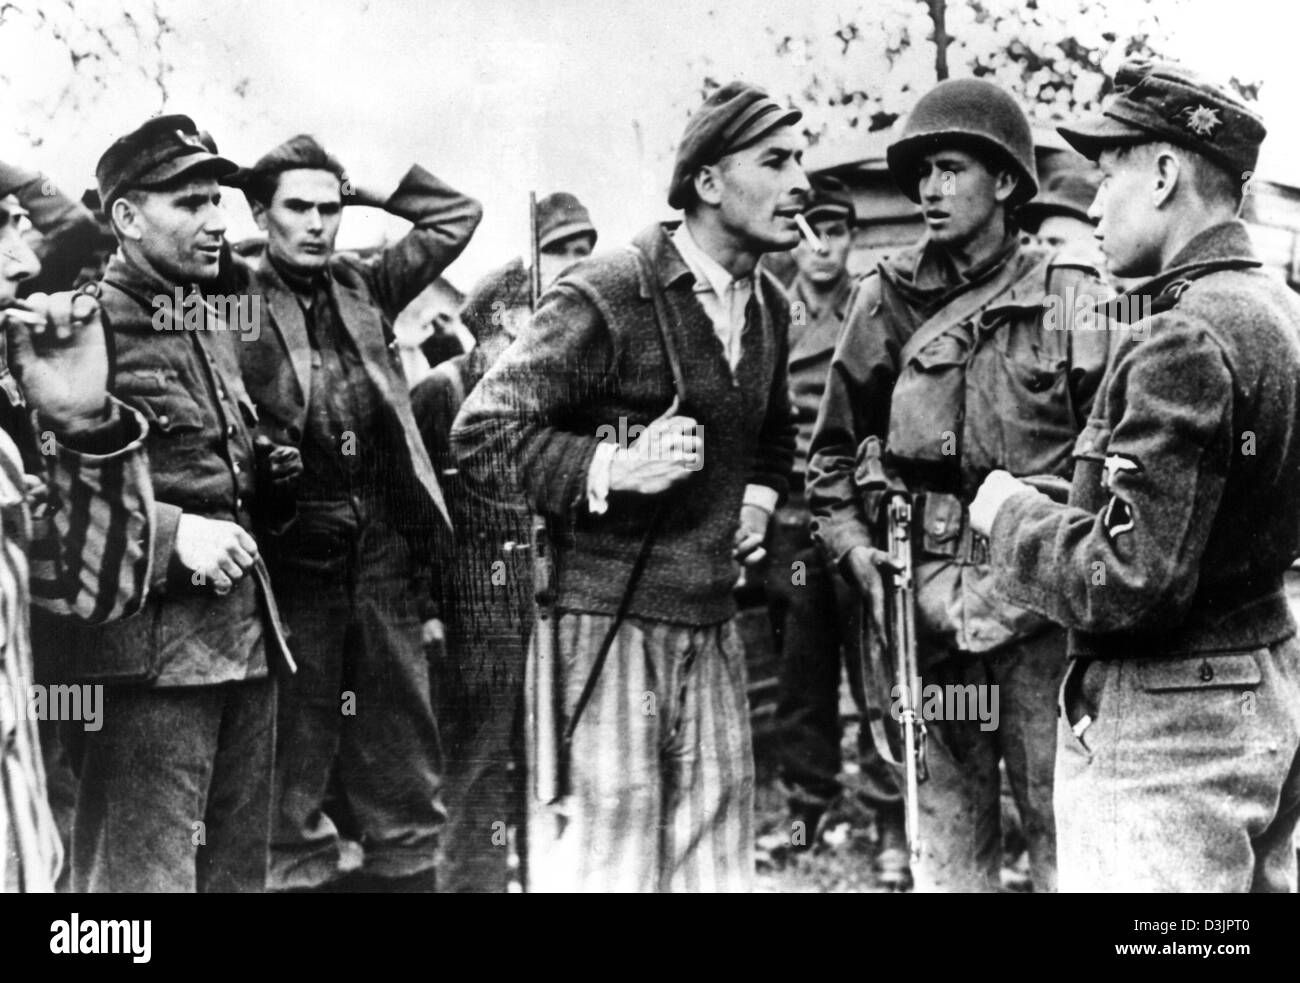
[117,369,206,430]
[887,329,972,466]
[973,314,1076,476]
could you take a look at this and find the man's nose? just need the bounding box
[790,164,812,200]
[306,208,324,232]
[202,203,227,238]
[1,233,41,286]
[1087,189,1104,223]
[920,168,943,202]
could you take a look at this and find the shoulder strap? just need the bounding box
[629,244,685,404]
[898,256,1050,366]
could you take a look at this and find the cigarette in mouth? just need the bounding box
[794,213,827,255]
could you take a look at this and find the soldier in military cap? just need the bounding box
[765,175,909,884]
[71,115,299,892]
[455,80,802,891]
[456,191,597,368]
[809,77,1110,892]
[971,59,1300,893]
[1018,168,1103,252]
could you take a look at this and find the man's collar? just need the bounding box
[264,249,331,300]
[104,248,198,300]
[911,231,1020,289]
[1111,219,1261,307]
[671,221,752,297]
[792,272,852,318]
[1162,219,1258,274]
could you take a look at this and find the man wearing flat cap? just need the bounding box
[233,135,481,892]
[970,59,1300,893]
[407,190,596,893]
[809,77,1110,893]
[69,114,296,892]
[763,175,909,884]
[455,81,804,891]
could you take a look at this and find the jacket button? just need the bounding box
[158,414,170,427]
[232,462,241,475]
[235,497,244,510]
[1198,660,1214,683]
[226,424,236,439]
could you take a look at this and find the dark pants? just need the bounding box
[71,676,276,893]
[913,629,1063,893]
[431,527,531,893]
[767,496,902,818]
[269,503,444,890]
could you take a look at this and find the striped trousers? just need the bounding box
[526,612,754,892]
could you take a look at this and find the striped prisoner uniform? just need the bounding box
[0,403,153,891]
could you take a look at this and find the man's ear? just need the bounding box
[693,163,725,209]
[993,168,1018,205]
[1152,150,1181,208]
[250,199,269,231]
[110,197,144,243]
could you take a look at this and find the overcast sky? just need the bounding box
[2,0,1294,290]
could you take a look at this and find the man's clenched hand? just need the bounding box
[175,514,259,596]
[607,396,702,496]
[4,290,109,434]
[969,469,1032,537]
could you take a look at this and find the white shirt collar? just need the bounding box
[671,221,752,299]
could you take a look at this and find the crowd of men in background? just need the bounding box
[2,54,1299,893]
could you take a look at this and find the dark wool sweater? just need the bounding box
[453,222,796,625]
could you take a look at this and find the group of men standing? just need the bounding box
[3,53,1300,894]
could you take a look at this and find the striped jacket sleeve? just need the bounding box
[25,398,154,623]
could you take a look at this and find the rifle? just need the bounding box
[855,436,926,871]
[882,492,926,867]
[520,191,565,806]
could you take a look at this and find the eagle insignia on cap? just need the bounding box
[1180,104,1222,138]
[176,130,206,150]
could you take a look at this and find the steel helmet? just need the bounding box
[887,78,1039,205]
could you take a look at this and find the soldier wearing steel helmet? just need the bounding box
[808,77,1110,892]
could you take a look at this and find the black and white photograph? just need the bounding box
[0,0,1297,943]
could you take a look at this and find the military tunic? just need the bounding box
[988,220,1300,892]
[808,233,1108,892]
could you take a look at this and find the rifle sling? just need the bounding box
[562,244,685,743]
